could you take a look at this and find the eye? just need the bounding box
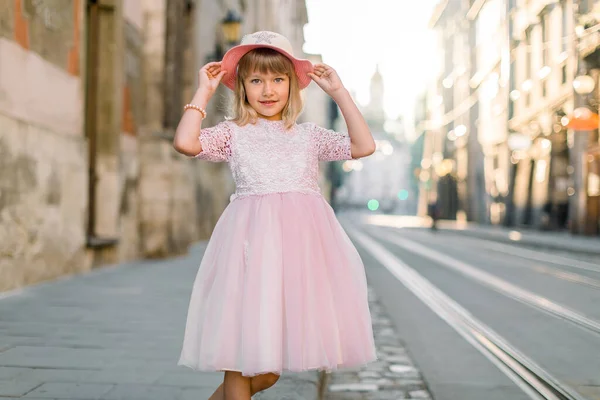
[274,77,285,83]
[250,78,261,84]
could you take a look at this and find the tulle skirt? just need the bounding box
[177,192,376,376]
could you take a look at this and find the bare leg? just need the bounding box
[209,372,280,399]
[250,373,280,394]
[223,371,252,400]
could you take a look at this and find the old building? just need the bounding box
[421,0,600,235]
[507,0,574,230]
[1,0,91,290]
[0,0,203,291]
[423,0,486,222]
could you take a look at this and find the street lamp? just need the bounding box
[567,73,600,131]
[206,10,243,63]
[221,10,243,47]
[573,74,595,95]
[568,67,600,234]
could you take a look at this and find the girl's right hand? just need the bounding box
[198,62,227,96]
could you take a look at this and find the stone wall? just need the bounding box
[0,0,201,292]
[137,0,200,253]
[0,33,88,291]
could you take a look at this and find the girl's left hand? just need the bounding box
[308,63,344,96]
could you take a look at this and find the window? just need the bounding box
[541,12,549,67]
[542,80,547,97]
[509,61,515,119]
[525,28,532,82]
[524,27,532,107]
[561,0,568,53]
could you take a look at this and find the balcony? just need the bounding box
[578,23,600,60]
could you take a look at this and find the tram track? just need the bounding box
[345,222,591,400]
[365,227,600,337]
[390,228,600,291]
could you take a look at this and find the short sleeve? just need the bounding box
[195,121,232,162]
[310,123,352,161]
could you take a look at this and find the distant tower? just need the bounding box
[366,64,385,131]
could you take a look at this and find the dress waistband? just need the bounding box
[230,189,323,202]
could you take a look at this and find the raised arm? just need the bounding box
[173,62,227,157]
[308,64,376,159]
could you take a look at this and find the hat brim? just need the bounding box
[220,44,314,90]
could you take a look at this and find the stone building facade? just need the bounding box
[1,0,92,291]
[421,0,600,235]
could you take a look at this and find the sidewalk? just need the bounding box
[436,220,600,256]
[0,243,319,400]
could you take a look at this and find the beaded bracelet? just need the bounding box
[183,104,207,119]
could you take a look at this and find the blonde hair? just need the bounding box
[230,48,304,130]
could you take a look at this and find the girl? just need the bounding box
[173,31,377,399]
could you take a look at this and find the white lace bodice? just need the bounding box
[195,119,352,201]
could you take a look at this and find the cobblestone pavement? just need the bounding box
[324,288,432,400]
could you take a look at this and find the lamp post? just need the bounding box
[569,67,600,233]
[573,74,596,96]
[221,9,243,48]
[201,10,243,127]
[568,1,600,235]
[205,9,243,63]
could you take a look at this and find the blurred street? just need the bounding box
[327,213,600,400]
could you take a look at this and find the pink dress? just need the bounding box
[177,118,376,376]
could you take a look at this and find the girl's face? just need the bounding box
[244,70,290,121]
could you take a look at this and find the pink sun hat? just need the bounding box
[220,31,314,90]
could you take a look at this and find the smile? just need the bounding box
[259,100,278,106]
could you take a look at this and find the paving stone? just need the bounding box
[82,369,164,384]
[365,391,408,399]
[392,378,424,384]
[326,393,365,400]
[254,375,318,399]
[409,389,431,398]
[329,383,378,392]
[326,393,366,400]
[0,366,28,379]
[389,365,418,375]
[180,386,220,399]
[0,379,44,396]
[154,370,223,387]
[379,346,407,354]
[0,347,112,369]
[23,382,114,398]
[371,317,392,326]
[382,355,412,364]
[384,371,420,380]
[102,383,181,400]
[15,368,94,382]
[364,360,389,370]
[357,371,381,379]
